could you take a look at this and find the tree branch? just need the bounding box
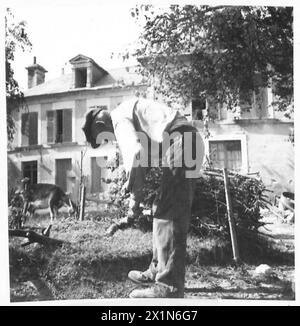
[9,229,66,247]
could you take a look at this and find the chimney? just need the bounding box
[26,57,48,89]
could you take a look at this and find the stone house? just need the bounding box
[188,91,294,198]
[7,54,294,200]
[7,54,147,200]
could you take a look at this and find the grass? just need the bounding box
[9,209,295,302]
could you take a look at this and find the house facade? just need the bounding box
[7,54,294,201]
[7,55,147,200]
[188,90,294,198]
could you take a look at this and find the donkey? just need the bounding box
[18,178,77,223]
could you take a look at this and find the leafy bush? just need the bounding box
[191,171,270,237]
[102,166,130,219]
[8,188,24,229]
[102,152,161,230]
[103,153,270,238]
[102,160,162,231]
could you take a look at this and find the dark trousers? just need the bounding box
[130,125,203,296]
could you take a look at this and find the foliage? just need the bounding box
[191,171,270,237]
[6,8,32,143]
[102,158,159,231]
[101,152,130,219]
[130,5,293,116]
[102,153,270,238]
[8,189,24,229]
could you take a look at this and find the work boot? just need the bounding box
[128,270,155,285]
[129,283,182,298]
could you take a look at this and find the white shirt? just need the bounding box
[110,98,178,173]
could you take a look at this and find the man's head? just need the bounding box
[82,108,114,148]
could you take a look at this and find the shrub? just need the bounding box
[8,188,24,229]
[191,171,270,237]
[102,154,270,238]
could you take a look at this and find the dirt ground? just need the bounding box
[184,213,295,300]
[184,264,294,300]
[9,206,295,302]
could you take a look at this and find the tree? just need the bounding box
[130,5,293,120]
[6,8,32,143]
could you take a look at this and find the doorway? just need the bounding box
[55,158,72,192]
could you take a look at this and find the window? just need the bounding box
[75,68,87,88]
[209,140,242,172]
[22,161,37,184]
[47,109,72,144]
[21,112,38,146]
[192,98,206,120]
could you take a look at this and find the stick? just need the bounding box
[223,168,240,264]
[79,185,86,221]
[9,229,66,247]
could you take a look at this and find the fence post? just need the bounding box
[223,168,240,264]
[79,150,86,221]
[79,185,86,221]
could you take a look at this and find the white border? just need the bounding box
[1,0,299,307]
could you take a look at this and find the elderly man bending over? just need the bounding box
[82,98,204,298]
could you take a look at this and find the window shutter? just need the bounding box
[21,113,29,146]
[47,111,55,143]
[29,112,38,145]
[63,109,72,142]
[209,140,242,172]
[41,103,52,144]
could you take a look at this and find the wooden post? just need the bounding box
[80,151,84,185]
[223,168,240,264]
[78,150,86,221]
[79,185,86,221]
